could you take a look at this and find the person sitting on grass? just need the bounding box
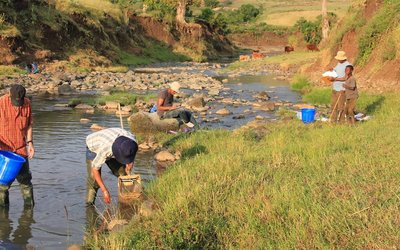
[343,65,358,126]
[157,82,200,130]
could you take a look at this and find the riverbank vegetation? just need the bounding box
[89,92,400,249]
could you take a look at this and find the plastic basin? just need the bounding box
[301,108,316,124]
[0,150,26,185]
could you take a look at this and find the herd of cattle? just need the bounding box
[240,44,319,61]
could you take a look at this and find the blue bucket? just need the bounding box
[0,151,26,185]
[301,108,316,124]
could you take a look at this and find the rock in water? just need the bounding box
[154,151,176,162]
[184,97,206,108]
[105,101,120,109]
[58,84,74,95]
[90,124,106,131]
[216,108,231,115]
[128,111,179,134]
[74,104,95,112]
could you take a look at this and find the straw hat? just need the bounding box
[334,51,347,61]
[169,81,181,93]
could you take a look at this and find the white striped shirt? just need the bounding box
[86,128,136,169]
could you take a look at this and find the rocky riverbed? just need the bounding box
[0,62,323,131]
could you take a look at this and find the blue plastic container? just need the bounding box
[301,108,316,124]
[0,151,26,185]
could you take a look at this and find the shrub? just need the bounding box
[382,37,397,61]
[205,0,219,8]
[290,74,311,93]
[356,0,400,66]
[199,8,214,22]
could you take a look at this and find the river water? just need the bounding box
[0,74,301,249]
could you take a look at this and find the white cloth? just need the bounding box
[322,71,338,77]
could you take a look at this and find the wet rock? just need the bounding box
[58,84,74,95]
[90,124,106,131]
[75,104,95,112]
[105,101,120,109]
[139,142,151,150]
[254,91,270,100]
[255,116,264,120]
[222,79,229,84]
[80,118,90,123]
[208,89,220,96]
[115,110,131,117]
[233,115,245,119]
[155,151,176,162]
[216,108,231,115]
[184,97,206,108]
[128,111,179,134]
[67,244,83,250]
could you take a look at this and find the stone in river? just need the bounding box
[74,104,94,112]
[216,108,231,115]
[255,116,264,120]
[57,84,74,95]
[80,118,90,123]
[90,124,106,131]
[154,151,176,162]
[233,115,245,119]
[184,97,206,108]
[105,101,120,109]
[208,89,220,96]
[222,79,229,84]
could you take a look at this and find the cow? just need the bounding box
[284,46,294,53]
[239,55,250,61]
[252,50,265,60]
[306,44,319,52]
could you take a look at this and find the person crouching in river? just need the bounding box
[85,128,138,205]
[157,82,200,130]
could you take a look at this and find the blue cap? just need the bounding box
[112,136,138,164]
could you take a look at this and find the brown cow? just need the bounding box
[284,46,294,53]
[239,55,250,61]
[306,44,319,52]
[252,50,265,60]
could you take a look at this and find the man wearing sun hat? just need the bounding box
[156,81,199,130]
[330,51,352,123]
[85,128,138,205]
[0,84,35,207]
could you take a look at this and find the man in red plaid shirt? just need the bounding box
[0,84,35,207]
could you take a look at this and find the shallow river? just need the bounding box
[0,75,300,249]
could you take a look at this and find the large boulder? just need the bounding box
[58,84,74,95]
[128,111,179,134]
[183,97,206,109]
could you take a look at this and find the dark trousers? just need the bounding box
[0,159,34,207]
[331,90,346,123]
[163,108,199,129]
[85,149,126,205]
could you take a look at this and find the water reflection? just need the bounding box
[0,207,35,249]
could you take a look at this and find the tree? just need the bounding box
[321,0,329,41]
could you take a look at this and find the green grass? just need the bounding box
[88,93,400,249]
[0,65,26,76]
[222,52,320,73]
[302,87,331,105]
[290,74,311,92]
[118,44,189,66]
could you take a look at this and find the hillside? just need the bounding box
[305,0,400,92]
[0,0,233,73]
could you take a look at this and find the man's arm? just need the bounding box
[157,97,176,111]
[91,168,111,204]
[26,120,35,159]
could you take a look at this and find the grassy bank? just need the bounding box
[222,52,320,73]
[89,92,400,248]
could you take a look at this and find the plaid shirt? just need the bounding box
[86,128,136,170]
[0,94,33,157]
